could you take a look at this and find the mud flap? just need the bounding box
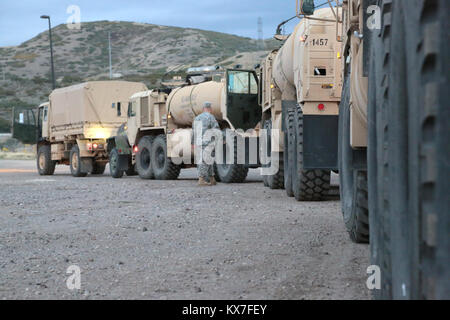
[118,154,130,171]
[302,115,339,170]
[80,158,93,173]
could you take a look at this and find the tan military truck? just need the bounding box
[294,0,449,299]
[259,6,342,201]
[12,81,148,177]
[107,67,261,182]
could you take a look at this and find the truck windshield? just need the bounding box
[228,71,257,94]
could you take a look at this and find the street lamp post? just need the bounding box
[40,15,56,90]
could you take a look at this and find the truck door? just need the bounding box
[11,107,38,144]
[126,100,138,145]
[226,69,262,131]
[38,104,50,140]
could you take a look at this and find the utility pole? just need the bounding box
[40,15,56,89]
[108,32,112,79]
[257,17,265,50]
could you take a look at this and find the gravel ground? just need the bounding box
[0,160,370,300]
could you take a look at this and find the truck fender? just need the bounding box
[107,136,131,171]
[108,135,131,155]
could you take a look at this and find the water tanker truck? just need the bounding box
[12,81,148,177]
[259,6,342,200]
[107,67,261,182]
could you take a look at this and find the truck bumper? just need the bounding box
[77,139,107,158]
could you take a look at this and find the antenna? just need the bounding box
[108,32,112,79]
[257,17,265,50]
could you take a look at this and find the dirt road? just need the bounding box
[0,160,370,299]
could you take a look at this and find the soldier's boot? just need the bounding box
[198,177,211,186]
[209,176,217,186]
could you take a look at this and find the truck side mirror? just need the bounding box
[299,0,315,16]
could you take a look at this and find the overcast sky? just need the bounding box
[0,0,328,47]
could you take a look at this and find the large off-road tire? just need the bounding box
[415,0,450,300]
[339,74,369,244]
[291,106,330,201]
[261,122,268,187]
[263,119,284,189]
[91,162,106,175]
[214,134,249,183]
[70,145,88,177]
[284,107,295,197]
[109,148,124,179]
[36,145,56,176]
[136,136,155,179]
[369,0,449,299]
[262,124,269,188]
[150,134,181,180]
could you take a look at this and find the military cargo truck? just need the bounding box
[107,68,261,182]
[13,81,148,177]
[291,0,449,299]
[259,7,342,201]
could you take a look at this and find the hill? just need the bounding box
[0,21,280,132]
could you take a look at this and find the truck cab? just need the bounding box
[37,102,50,141]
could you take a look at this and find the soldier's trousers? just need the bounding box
[198,163,214,180]
[196,144,215,180]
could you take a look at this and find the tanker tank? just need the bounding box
[272,7,338,102]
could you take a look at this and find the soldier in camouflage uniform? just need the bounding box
[192,102,220,186]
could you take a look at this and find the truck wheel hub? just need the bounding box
[140,149,150,169]
[39,153,45,169]
[72,153,78,170]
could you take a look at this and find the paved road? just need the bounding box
[0,160,370,299]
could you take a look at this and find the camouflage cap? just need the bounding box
[203,101,212,109]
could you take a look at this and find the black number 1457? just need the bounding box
[312,39,328,46]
